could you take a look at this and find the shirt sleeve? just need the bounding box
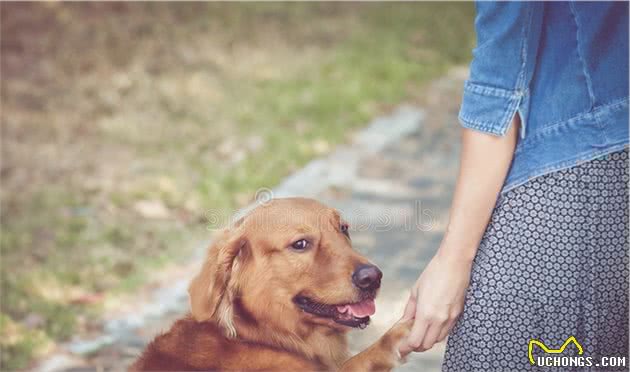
[459,2,544,136]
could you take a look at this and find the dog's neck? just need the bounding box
[228,301,349,369]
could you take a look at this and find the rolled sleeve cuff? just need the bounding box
[458,81,523,136]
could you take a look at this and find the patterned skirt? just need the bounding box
[443,149,629,372]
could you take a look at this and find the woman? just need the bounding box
[401,2,629,371]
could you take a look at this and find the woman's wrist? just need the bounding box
[436,230,480,264]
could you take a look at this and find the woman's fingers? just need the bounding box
[419,322,443,351]
[398,339,414,356]
[402,294,416,320]
[406,314,429,350]
[439,304,464,341]
[437,319,455,342]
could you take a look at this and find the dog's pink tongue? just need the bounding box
[337,299,376,318]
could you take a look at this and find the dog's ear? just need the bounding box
[188,228,247,323]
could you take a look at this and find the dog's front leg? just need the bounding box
[339,319,413,372]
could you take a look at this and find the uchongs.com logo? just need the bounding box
[528,336,627,368]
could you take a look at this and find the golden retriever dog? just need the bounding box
[132,197,412,371]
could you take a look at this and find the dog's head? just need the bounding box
[188,197,381,338]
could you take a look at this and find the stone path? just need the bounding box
[35,67,466,372]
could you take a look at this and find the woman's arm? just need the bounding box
[399,0,544,354]
[441,115,520,262]
[399,115,520,354]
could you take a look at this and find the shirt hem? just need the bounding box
[501,143,629,195]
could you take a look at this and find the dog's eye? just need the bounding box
[291,239,310,251]
[340,223,350,238]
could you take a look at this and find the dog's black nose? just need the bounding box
[352,264,382,290]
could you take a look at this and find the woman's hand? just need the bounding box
[398,249,473,354]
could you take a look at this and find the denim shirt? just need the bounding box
[460,2,629,193]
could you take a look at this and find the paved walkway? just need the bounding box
[36,67,466,372]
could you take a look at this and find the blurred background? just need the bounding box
[1,2,475,370]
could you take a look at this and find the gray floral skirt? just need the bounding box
[443,149,629,371]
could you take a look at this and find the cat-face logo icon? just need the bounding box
[528,336,584,365]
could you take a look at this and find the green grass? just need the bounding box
[0,3,475,369]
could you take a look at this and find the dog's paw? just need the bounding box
[380,319,413,362]
[340,319,414,372]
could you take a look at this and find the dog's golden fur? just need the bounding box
[132,198,411,371]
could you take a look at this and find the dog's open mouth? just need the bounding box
[293,295,375,329]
